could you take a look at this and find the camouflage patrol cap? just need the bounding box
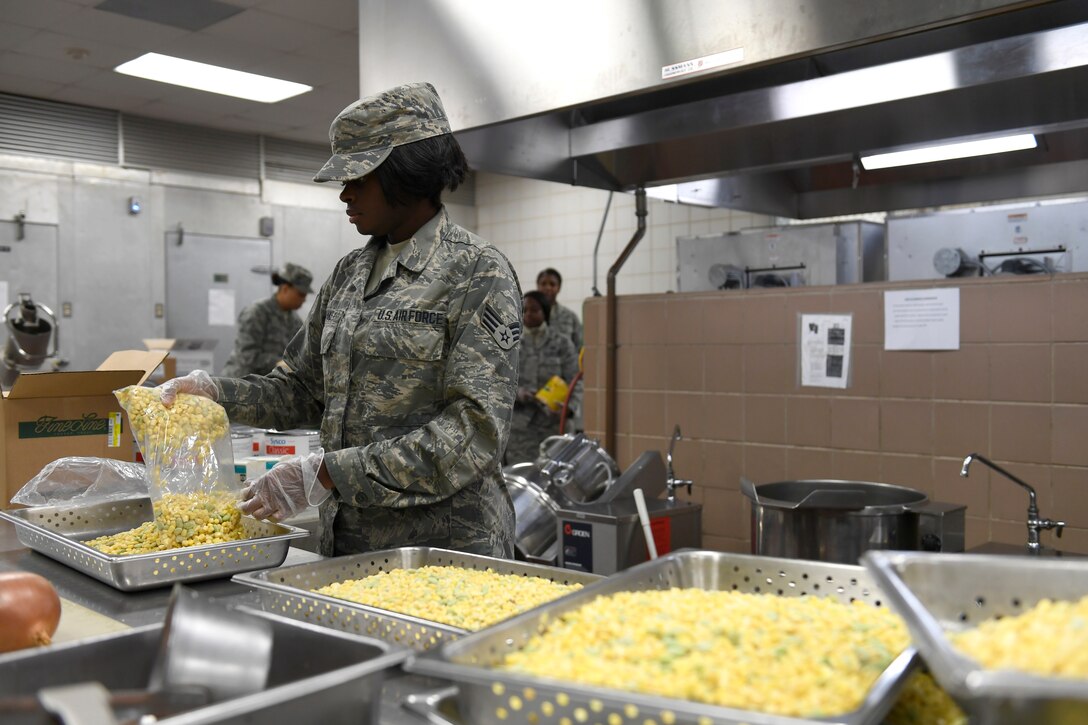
[279,262,313,294]
[313,81,452,183]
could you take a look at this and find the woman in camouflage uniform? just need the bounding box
[506,291,581,465]
[220,263,313,377]
[536,267,583,352]
[161,83,521,558]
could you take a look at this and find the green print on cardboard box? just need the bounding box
[18,413,118,439]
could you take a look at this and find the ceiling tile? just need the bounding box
[202,9,329,53]
[4,0,85,29]
[0,23,38,52]
[94,0,244,32]
[0,51,100,85]
[48,6,188,47]
[0,69,64,98]
[254,0,356,31]
[12,29,143,70]
[236,99,332,127]
[0,1,360,150]
[136,84,275,121]
[46,83,149,113]
[50,71,158,110]
[250,52,348,87]
[157,31,292,74]
[292,30,359,65]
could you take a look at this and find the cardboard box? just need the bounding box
[1,349,168,506]
[142,338,177,384]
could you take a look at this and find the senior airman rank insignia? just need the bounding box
[482,304,521,350]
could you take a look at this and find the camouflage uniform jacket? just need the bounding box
[221,296,303,378]
[215,209,521,557]
[506,324,581,465]
[550,301,584,352]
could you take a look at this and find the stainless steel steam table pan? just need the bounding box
[408,549,919,725]
[232,546,602,652]
[863,550,1088,724]
[0,497,308,591]
[0,604,407,724]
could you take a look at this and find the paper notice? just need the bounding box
[884,288,960,350]
[208,288,236,326]
[800,314,852,389]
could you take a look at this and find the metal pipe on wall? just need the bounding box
[605,187,647,456]
[591,191,614,297]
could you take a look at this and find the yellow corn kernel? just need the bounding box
[499,589,912,718]
[952,595,1088,679]
[314,566,582,630]
[85,491,247,556]
[115,385,230,490]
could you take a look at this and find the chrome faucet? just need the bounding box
[961,452,1065,554]
[665,425,693,503]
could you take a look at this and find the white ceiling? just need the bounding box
[0,0,359,146]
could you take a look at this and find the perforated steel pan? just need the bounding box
[0,497,307,591]
[232,546,602,652]
[863,550,1088,724]
[408,549,919,725]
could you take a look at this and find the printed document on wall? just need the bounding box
[800,314,852,389]
[884,288,960,350]
[208,289,236,327]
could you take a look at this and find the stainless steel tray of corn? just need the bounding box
[407,549,920,725]
[231,546,602,652]
[0,497,308,591]
[862,550,1088,724]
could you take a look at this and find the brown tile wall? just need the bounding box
[581,273,1088,556]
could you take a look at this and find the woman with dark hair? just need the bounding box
[160,82,522,558]
[506,290,580,465]
[221,262,313,377]
[536,267,583,352]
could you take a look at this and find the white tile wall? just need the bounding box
[471,172,774,320]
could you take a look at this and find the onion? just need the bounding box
[0,571,62,653]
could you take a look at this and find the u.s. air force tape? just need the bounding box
[482,305,522,350]
[374,308,447,325]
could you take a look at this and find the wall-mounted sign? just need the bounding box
[884,288,960,350]
[800,314,852,389]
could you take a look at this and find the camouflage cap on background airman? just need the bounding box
[313,81,452,183]
[278,262,314,294]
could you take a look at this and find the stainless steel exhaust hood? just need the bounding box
[360,0,1088,218]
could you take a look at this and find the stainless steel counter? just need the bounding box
[0,516,454,724]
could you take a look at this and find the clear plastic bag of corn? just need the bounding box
[92,385,246,556]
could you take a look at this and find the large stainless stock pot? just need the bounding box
[742,478,929,564]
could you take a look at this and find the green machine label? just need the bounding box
[18,414,118,439]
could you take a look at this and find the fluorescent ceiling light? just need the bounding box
[860,133,1037,170]
[115,52,311,103]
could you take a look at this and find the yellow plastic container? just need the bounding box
[535,376,570,412]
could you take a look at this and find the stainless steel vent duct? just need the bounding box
[360,0,1088,218]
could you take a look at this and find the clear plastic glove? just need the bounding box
[158,369,219,407]
[237,449,329,521]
